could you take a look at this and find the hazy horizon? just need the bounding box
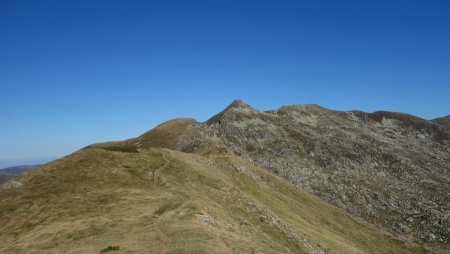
[0,156,59,169]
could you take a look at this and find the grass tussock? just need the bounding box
[100,245,120,253]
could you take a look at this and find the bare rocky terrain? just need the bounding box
[139,100,449,244]
[2,100,449,253]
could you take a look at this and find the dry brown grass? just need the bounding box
[0,147,438,253]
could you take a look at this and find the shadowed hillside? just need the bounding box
[432,115,450,132]
[0,165,40,184]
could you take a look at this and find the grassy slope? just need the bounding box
[0,146,431,254]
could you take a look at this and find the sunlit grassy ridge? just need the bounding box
[0,143,430,253]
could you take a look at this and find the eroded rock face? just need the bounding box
[130,100,449,243]
[189,100,449,243]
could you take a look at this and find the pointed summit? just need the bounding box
[205,99,257,125]
[225,99,255,111]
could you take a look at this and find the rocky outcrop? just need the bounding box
[157,100,449,244]
[203,100,450,243]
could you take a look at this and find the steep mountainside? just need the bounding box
[1,147,429,253]
[1,100,448,253]
[126,100,449,244]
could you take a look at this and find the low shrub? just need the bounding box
[100,245,120,253]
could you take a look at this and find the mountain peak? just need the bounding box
[205,100,257,125]
[226,99,254,110]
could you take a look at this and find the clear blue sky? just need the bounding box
[1,0,449,167]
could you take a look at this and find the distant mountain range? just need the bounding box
[0,164,40,184]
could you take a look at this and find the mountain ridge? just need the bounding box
[1,100,448,253]
[121,100,449,243]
